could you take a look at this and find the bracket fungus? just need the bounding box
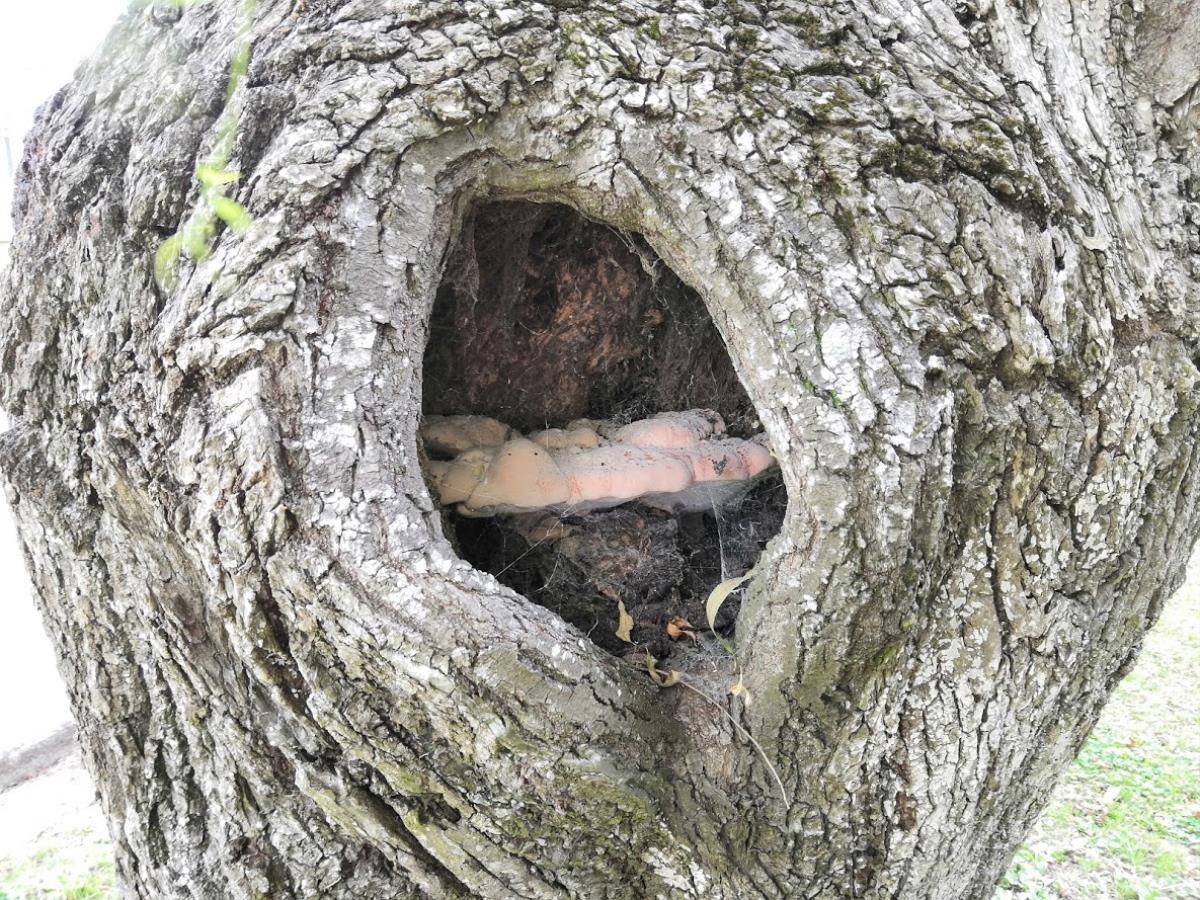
[421,201,787,655]
[424,410,776,518]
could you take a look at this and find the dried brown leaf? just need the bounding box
[645,652,682,687]
[615,599,634,643]
[730,675,752,706]
[666,616,697,642]
[705,573,753,633]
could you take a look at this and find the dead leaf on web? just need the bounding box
[615,599,634,643]
[706,572,753,634]
[645,652,681,687]
[666,616,697,642]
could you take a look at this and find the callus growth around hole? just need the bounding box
[422,409,777,517]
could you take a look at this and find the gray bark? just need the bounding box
[2,1,1198,897]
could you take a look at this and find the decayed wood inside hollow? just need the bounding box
[421,203,786,655]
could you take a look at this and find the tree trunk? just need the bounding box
[2,1,1198,897]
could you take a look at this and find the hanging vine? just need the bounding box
[153,0,257,290]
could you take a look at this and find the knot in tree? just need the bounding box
[0,1,1198,898]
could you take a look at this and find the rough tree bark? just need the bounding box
[2,1,1198,897]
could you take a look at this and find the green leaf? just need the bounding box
[705,573,753,634]
[212,195,252,234]
[154,234,184,291]
[182,217,214,261]
[196,162,241,188]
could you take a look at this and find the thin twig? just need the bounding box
[675,676,791,812]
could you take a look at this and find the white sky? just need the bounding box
[0,0,129,240]
[0,1,129,139]
[1,0,129,753]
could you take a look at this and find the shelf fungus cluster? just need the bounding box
[421,410,784,654]
[423,409,776,519]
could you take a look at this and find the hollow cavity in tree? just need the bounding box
[421,201,787,655]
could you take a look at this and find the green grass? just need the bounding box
[0,842,116,900]
[998,559,1200,899]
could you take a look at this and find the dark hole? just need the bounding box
[421,201,786,657]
